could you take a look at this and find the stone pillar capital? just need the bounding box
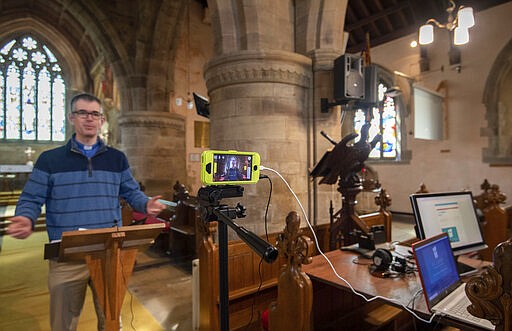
[204,50,312,92]
[118,111,185,131]
[308,48,343,71]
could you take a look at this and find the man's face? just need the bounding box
[69,99,104,142]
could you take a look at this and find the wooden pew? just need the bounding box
[359,188,393,243]
[329,186,393,249]
[474,179,509,261]
[168,200,199,261]
[197,219,285,331]
[296,186,394,256]
[415,182,429,193]
[0,190,22,206]
[268,211,313,331]
[121,181,199,262]
[466,238,512,330]
[197,210,403,331]
[162,181,200,261]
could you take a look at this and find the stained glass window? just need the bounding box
[354,81,400,160]
[0,35,66,141]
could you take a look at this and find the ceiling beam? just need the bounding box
[346,25,418,53]
[345,0,410,31]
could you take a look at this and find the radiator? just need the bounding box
[192,258,200,330]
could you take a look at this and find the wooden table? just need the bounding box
[302,248,488,330]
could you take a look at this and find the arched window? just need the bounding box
[353,65,409,162]
[0,35,66,142]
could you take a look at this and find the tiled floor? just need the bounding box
[129,216,418,330]
[129,252,194,331]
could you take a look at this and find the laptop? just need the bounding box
[413,233,494,330]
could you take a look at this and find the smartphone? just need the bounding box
[201,150,261,185]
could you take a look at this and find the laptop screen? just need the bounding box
[410,191,487,256]
[413,233,461,309]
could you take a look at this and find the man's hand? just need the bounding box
[146,195,166,216]
[6,216,33,239]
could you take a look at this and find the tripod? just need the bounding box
[198,185,278,331]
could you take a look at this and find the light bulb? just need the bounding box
[419,24,434,45]
[454,26,469,45]
[457,7,475,29]
[187,100,194,110]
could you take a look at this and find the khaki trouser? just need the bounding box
[48,259,105,331]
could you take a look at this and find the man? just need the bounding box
[225,157,244,181]
[6,92,165,330]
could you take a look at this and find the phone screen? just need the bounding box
[212,153,253,183]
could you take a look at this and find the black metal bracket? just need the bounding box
[321,98,347,113]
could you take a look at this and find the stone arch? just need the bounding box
[62,1,134,111]
[482,39,512,164]
[303,0,348,53]
[147,0,187,112]
[0,16,91,144]
[70,0,184,113]
[0,17,88,92]
[208,0,241,54]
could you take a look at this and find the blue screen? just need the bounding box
[415,234,460,303]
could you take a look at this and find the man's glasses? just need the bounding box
[72,110,103,119]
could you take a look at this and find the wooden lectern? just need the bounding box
[57,224,164,331]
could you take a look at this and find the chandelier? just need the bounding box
[419,0,475,46]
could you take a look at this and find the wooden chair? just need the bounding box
[268,211,314,331]
[474,179,509,261]
[466,238,512,331]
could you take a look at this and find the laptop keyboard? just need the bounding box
[451,300,487,324]
[441,296,494,330]
[436,287,494,330]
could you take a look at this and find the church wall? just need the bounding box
[171,2,214,194]
[369,2,512,212]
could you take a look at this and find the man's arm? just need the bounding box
[12,166,49,235]
[119,167,165,215]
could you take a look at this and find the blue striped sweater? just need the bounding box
[15,136,148,241]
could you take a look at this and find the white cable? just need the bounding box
[260,165,438,324]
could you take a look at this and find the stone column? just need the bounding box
[309,49,344,225]
[204,50,312,235]
[118,111,186,197]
